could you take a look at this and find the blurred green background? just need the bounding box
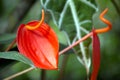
[0,0,120,80]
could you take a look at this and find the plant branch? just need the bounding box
[40,0,50,9]
[58,55,69,80]
[3,67,34,80]
[58,0,69,29]
[5,39,16,52]
[41,69,46,80]
[59,32,92,55]
[44,0,50,8]
[40,0,57,26]
[79,0,98,11]
[69,0,89,72]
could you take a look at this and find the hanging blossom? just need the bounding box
[16,10,59,70]
[91,8,112,80]
[59,8,112,80]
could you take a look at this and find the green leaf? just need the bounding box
[0,33,16,44]
[0,51,33,67]
[49,21,68,45]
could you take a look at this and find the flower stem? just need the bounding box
[58,55,69,80]
[3,67,34,80]
[69,1,91,75]
[59,32,93,55]
[80,0,98,11]
[5,39,16,52]
[58,0,69,29]
[41,69,46,80]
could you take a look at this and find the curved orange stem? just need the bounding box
[95,8,112,33]
[25,9,45,30]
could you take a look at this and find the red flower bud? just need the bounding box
[91,29,100,80]
[16,10,59,70]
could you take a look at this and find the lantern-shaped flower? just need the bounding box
[16,10,59,70]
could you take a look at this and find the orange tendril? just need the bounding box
[25,9,45,30]
[95,8,112,33]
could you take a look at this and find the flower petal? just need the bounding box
[91,29,100,80]
[16,21,59,70]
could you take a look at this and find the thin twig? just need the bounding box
[58,55,69,80]
[69,0,90,75]
[79,0,98,11]
[41,69,46,80]
[3,67,35,80]
[59,32,92,55]
[5,39,16,52]
[58,0,69,29]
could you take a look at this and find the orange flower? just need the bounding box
[16,10,59,70]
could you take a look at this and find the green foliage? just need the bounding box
[0,51,33,66]
[0,0,120,80]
